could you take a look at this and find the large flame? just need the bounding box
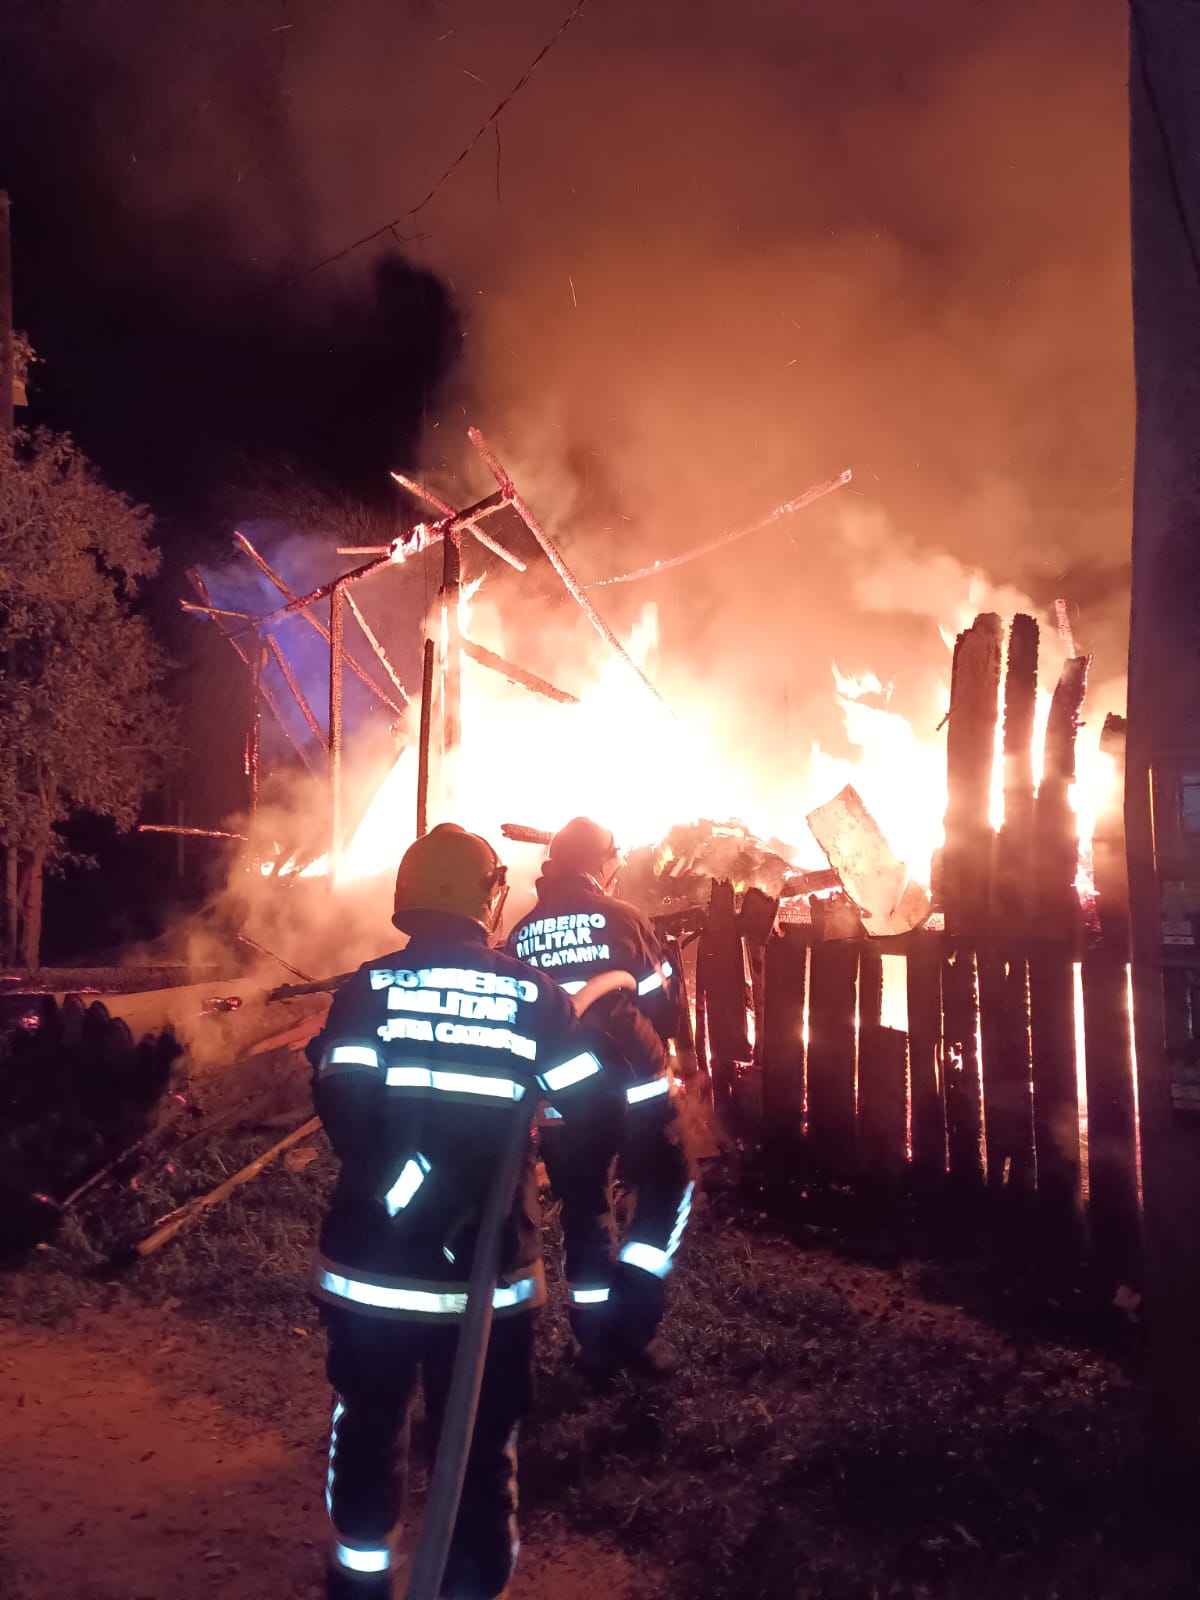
[304,578,1120,899]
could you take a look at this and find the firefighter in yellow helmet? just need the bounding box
[507,817,695,1379]
[308,824,621,1600]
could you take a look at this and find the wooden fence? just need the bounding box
[688,612,1141,1296]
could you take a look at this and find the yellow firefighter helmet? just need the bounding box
[547,816,621,889]
[393,823,508,932]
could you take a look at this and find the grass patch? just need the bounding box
[2,1134,1195,1598]
[523,1173,1196,1600]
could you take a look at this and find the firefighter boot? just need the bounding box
[325,1552,395,1600]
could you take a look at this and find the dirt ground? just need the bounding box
[0,1135,1197,1600]
[0,1306,650,1600]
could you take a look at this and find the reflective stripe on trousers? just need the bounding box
[314,1255,546,1321]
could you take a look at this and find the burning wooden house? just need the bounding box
[153,431,1134,1297]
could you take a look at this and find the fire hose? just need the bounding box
[405,969,637,1600]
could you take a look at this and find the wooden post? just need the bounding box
[1028,946,1081,1237]
[661,932,701,1082]
[806,911,859,1176]
[416,637,435,839]
[699,880,751,1128]
[939,612,1003,935]
[858,1025,908,1189]
[439,527,462,804]
[1081,946,1141,1292]
[936,612,1002,1196]
[906,931,945,1187]
[1027,655,1088,1235]
[1127,2,1200,1463]
[1035,655,1090,940]
[760,927,807,1148]
[329,582,345,874]
[246,640,263,819]
[1093,714,1131,947]
[857,943,905,1186]
[1,192,13,964]
[978,946,1035,1198]
[740,885,777,1091]
[858,942,883,1035]
[994,615,1039,931]
[0,190,13,439]
[941,943,985,1191]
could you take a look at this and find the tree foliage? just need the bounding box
[0,429,173,961]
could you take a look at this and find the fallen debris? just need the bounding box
[132,1115,322,1259]
[806,784,931,937]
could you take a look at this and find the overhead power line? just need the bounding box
[264,0,592,298]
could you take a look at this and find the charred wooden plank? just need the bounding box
[858,942,883,1033]
[1034,654,1090,943]
[807,785,930,936]
[1081,947,1141,1292]
[941,941,985,1191]
[1028,944,1082,1233]
[858,1024,908,1188]
[940,613,1003,934]
[978,945,1035,1197]
[700,879,751,1128]
[906,931,945,1186]
[1092,713,1130,947]
[806,933,859,1175]
[994,614,1039,932]
[760,927,808,1147]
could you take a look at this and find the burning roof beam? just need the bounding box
[460,637,580,705]
[501,824,554,845]
[587,468,854,589]
[137,824,247,840]
[180,602,261,623]
[231,531,406,715]
[249,544,394,624]
[468,427,669,710]
[265,633,328,752]
[391,472,527,571]
[185,569,319,775]
[345,590,409,704]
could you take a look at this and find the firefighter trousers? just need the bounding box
[322,1304,534,1599]
[542,1089,693,1355]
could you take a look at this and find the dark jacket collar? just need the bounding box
[392,909,491,946]
[532,869,608,904]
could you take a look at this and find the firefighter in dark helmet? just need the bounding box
[308,823,623,1600]
[507,817,695,1378]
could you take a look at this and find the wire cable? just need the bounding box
[261,0,591,299]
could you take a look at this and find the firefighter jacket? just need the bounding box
[306,910,622,1324]
[507,872,682,1045]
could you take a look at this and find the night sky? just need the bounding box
[0,0,1134,957]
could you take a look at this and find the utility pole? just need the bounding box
[1127,1,1200,1471]
[1,191,16,963]
[0,191,12,437]
[438,524,462,812]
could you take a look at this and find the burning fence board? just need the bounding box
[906,931,946,1186]
[805,785,930,938]
[941,944,985,1192]
[759,928,806,1147]
[994,614,1039,932]
[978,948,1036,1200]
[940,612,1003,934]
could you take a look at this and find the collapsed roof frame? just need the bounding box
[178,429,852,875]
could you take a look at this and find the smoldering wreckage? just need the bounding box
[1,429,1138,1595]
